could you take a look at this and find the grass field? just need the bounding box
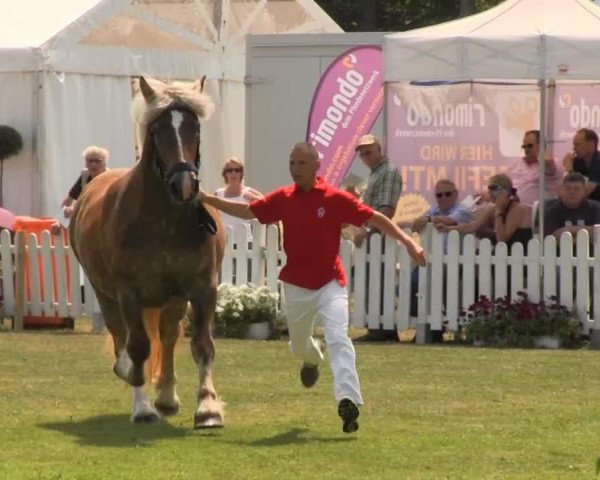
[2,323,600,480]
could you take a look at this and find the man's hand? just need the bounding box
[435,224,453,233]
[406,240,427,267]
[562,152,575,172]
[353,227,369,248]
[63,205,74,219]
[197,187,208,202]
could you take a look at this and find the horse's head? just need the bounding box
[132,76,215,205]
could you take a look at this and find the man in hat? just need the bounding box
[353,134,403,341]
[353,134,402,248]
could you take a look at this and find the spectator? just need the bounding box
[215,156,263,242]
[199,141,426,433]
[61,145,109,334]
[506,130,563,206]
[353,134,402,341]
[545,172,600,304]
[411,179,471,342]
[61,145,109,220]
[562,128,600,201]
[545,172,600,245]
[412,179,472,243]
[353,134,402,248]
[439,174,532,251]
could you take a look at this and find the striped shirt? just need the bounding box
[361,157,402,212]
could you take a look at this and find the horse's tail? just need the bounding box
[143,308,162,384]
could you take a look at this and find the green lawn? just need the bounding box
[1,325,600,480]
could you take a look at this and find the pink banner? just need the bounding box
[306,45,384,187]
[386,83,540,222]
[553,84,600,159]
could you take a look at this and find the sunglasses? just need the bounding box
[224,168,242,173]
[435,191,455,198]
[358,150,375,158]
[521,143,535,149]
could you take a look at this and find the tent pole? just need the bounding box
[538,79,547,259]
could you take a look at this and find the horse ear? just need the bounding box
[139,77,156,102]
[199,76,207,92]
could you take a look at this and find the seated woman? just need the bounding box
[438,174,533,252]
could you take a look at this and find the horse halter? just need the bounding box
[147,102,202,185]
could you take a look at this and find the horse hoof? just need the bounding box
[193,413,224,429]
[131,411,161,424]
[155,402,180,417]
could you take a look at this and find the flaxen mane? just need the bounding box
[130,77,215,149]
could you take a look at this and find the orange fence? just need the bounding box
[13,217,72,328]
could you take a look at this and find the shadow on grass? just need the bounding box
[39,414,199,447]
[233,428,355,447]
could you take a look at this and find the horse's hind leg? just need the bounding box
[190,283,224,429]
[153,298,187,417]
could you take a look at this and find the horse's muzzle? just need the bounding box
[165,162,200,204]
[168,172,199,204]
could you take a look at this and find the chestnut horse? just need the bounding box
[70,77,225,428]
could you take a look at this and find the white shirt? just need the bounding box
[215,186,253,242]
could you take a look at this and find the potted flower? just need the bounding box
[213,283,285,339]
[457,292,581,348]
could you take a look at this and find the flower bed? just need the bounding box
[456,293,582,348]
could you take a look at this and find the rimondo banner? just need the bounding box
[306,45,384,187]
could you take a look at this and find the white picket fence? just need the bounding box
[1,222,599,339]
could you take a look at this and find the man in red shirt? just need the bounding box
[199,142,426,433]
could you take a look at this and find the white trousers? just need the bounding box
[283,280,363,405]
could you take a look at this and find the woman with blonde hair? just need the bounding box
[215,156,263,241]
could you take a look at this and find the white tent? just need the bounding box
[1,0,341,217]
[385,0,600,82]
[384,0,600,238]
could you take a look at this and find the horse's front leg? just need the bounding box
[114,288,160,424]
[154,298,187,417]
[190,281,224,429]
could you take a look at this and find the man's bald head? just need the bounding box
[289,142,320,190]
[291,142,318,161]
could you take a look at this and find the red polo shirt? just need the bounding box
[250,177,374,290]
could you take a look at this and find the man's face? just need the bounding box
[85,155,106,176]
[572,132,596,158]
[521,133,539,164]
[357,143,382,169]
[435,183,457,211]
[560,180,586,209]
[289,148,319,189]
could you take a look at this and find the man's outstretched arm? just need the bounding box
[199,189,256,220]
[366,211,427,267]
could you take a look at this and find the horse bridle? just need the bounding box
[147,101,202,185]
[145,102,217,234]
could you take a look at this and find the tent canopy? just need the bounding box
[384,0,600,81]
[4,0,341,79]
[0,0,340,216]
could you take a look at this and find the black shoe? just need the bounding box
[300,363,319,388]
[299,339,325,388]
[338,398,359,433]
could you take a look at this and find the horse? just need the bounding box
[69,76,226,428]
